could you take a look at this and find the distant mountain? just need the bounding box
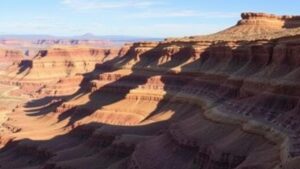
[0,34,162,43]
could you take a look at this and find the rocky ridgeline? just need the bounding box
[238,12,300,28]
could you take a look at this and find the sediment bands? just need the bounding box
[1,12,300,169]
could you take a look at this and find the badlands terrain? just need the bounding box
[0,12,300,169]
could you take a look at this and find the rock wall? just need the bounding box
[239,12,300,28]
[0,48,23,69]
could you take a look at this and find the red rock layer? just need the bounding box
[1,12,300,169]
[239,12,300,28]
[0,48,23,69]
[0,46,123,97]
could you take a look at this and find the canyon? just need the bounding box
[0,12,300,169]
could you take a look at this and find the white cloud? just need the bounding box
[61,0,159,10]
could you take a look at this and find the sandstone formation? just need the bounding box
[0,48,23,71]
[0,46,122,97]
[174,12,300,42]
[0,12,300,169]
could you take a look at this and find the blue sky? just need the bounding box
[0,0,300,37]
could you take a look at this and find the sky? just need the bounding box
[0,0,300,38]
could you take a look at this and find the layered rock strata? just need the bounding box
[0,12,300,169]
[0,48,23,69]
[0,46,122,97]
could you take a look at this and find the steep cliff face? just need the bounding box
[0,46,123,97]
[27,46,120,77]
[239,12,300,28]
[0,12,300,169]
[0,48,23,68]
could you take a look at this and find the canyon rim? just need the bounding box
[1,1,300,169]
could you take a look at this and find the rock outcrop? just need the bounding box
[0,48,23,69]
[175,12,300,42]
